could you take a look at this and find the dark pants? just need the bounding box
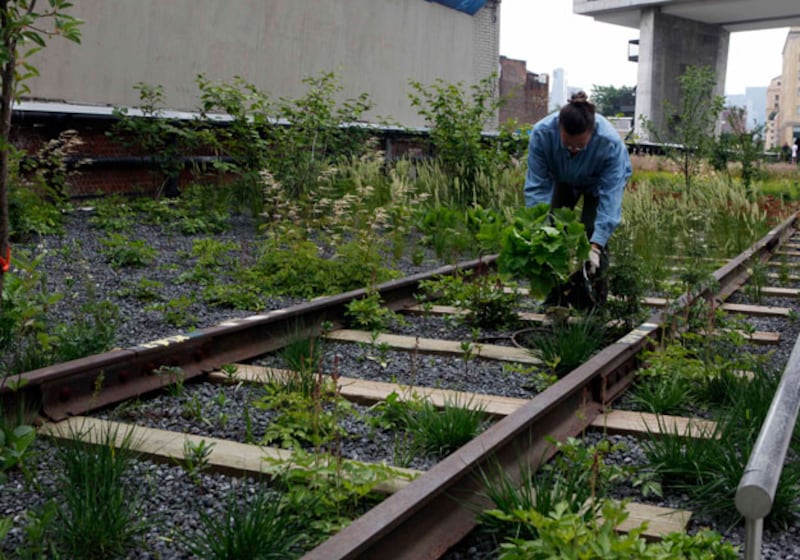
[543,183,609,309]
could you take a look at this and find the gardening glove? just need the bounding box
[585,245,601,277]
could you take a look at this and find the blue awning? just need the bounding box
[426,0,488,16]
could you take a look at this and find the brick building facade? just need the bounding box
[498,56,550,127]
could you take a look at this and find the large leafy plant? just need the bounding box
[497,204,590,299]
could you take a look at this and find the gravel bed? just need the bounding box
[3,210,800,557]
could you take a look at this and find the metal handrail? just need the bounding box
[735,333,800,560]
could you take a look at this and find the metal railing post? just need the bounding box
[735,332,800,559]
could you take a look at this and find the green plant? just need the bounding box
[627,374,694,415]
[404,395,488,458]
[99,233,156,268]
[476,437,633,541]
[0,421,34,482]
[279,335,325,396]
[52,299,118,362]
[266,71,374,199]
[147,295,197,328]
[257,380,354,449]
[185,485,307,559]
[345,290,405,332]
[521,314,605,378]
[51,424,151,559]
[109,82,199,197]
[12,500,60,559]
[182,438,215,486]
[408,74,504,207]
[489,499,738,559]
[420,270,520,330]
[497,204,590,299]
[0,0,83,301]
[263,449,415,543]
[116,276,164,302]
[153,365,186,397]
[641,65,725,192]
[220,363,239,380]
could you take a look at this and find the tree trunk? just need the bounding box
[0,0,15,303]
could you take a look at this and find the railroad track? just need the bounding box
[4,212,799,558]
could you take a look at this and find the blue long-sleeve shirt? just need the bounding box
[524,112,632,247]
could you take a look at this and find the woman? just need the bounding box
[524,91,632,307]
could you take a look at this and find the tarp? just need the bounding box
[427,0,488,16]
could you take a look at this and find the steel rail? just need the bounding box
[303,212,798,560]
[5,257,495,421]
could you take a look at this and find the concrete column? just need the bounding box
[634,8,729,140]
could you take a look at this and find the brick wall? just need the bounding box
[498,56,550,127]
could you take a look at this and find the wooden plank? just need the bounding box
[324,329,541,365]
[767,272,800,282]
[38,416,419,494]
[402,303,548,323]
[644,298,791,317]
[616,502,692,538]
[590,409,717,439]
[38,417,687,540]
[759,286,800,297]
[211,364,530,417]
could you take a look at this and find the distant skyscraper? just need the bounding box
[549,68,568,112]
[745,87,767,129]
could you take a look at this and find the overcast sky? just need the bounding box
[499,0,789,96]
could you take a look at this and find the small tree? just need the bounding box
[590,84,636,117]
[725,106,764,195]
[408,74,503,207]
[0,0,82,299]
[642,65,724,192]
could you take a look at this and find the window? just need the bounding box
[796,106,800,115]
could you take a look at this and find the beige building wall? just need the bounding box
[765,76,781,150]
[778,28,800,146]
[23,0,500,129]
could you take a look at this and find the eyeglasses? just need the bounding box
[560,129,592,153]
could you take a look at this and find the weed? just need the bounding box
[99,233,156,268]
[521,314,605,378]
[185,485,307,559]
[405,396,488,458]
[345,291,406,331]
[50,424,151,558]
[182,439,215,486]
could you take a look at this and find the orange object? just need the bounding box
[0,246,9,272]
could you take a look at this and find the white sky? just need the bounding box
[499,0,789,96]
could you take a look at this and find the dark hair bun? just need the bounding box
[569,91,589,104]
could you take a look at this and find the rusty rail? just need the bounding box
[6,257,494,421]
[302,212,798,559]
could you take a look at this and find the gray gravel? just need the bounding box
[3,210,800,558]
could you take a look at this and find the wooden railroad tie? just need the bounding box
[39,415,691,539]
[323,329,541,365]
[38,415,417,495]
[213,365,720,440]
[402,304,780,345]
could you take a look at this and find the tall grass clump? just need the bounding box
[640,362,800,529]
[619,173,770,291]
[405,396,489,458]
[50,424,151,559]
[185,485,307,559]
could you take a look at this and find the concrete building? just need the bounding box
[777,28,800,147]
[765,76,782,150]
[498,57,549,126]
[22,0,501,131]
[549,68,568,112]
[574,0,800,140]
[763,29,800,150]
